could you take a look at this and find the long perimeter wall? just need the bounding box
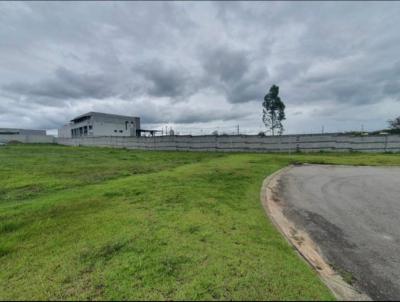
[0,134,56,144]
[55,134,400,153]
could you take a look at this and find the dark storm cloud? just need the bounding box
[1,2,400,132]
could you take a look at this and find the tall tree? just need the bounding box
[262,85,286,135]
[388,116,400,129]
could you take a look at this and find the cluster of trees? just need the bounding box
[388,116,400,130]
[384,116,400,134]
[211,131,230,136]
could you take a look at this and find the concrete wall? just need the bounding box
[91,118,140,137]
[58,124,72,138]
[1,132,399,153]
[0,128,46,136]
[56,133,400,153]
[0,134,56,144]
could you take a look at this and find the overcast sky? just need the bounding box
[1,1,400,135]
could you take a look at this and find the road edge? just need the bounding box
[260,165,370,301]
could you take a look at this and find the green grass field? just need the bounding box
[1,144,399,300]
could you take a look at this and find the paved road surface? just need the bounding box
[277,165,400,301]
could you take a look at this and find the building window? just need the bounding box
[119,130,123,133]
[125,121,128,130]
[114,130,117,133]
[89,125,93,130]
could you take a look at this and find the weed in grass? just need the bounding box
[289,160,304,166]
[3,184,44,201]
[164,193,186,205]
[0,221,23,234]
[103,191,125,198]
[187,225,201,234]
[131,189,144,196]
[0,245,11,257]
[158,256,191,278]
[79,240,130,265]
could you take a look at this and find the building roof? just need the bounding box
[70,112,140,122]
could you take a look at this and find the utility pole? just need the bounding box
[322,125,324,134]
[237,124,240,135]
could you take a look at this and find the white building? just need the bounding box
[58,112,141,138]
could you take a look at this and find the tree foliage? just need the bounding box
[388,116,400,129]
[262,85,286,135]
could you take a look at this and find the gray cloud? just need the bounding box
[201,47,268,103]
[172,109,249,124]
[383,81,400,97]
[4,67,118,101]
[202,48,250,84]
[1,2,400,133]
[134,60,197,99]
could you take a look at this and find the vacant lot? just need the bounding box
[1,144,399,300]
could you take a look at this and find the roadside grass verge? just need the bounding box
[1,144,399,300]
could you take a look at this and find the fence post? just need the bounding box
[384,135,388,152]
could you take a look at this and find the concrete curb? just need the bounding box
[260,166,371,301]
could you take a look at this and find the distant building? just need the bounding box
[58,112,141,138]
[0,128,46,136]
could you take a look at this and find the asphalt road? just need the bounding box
[277,165,400,301]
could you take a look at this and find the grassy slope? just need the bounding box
[0,145,399,300]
